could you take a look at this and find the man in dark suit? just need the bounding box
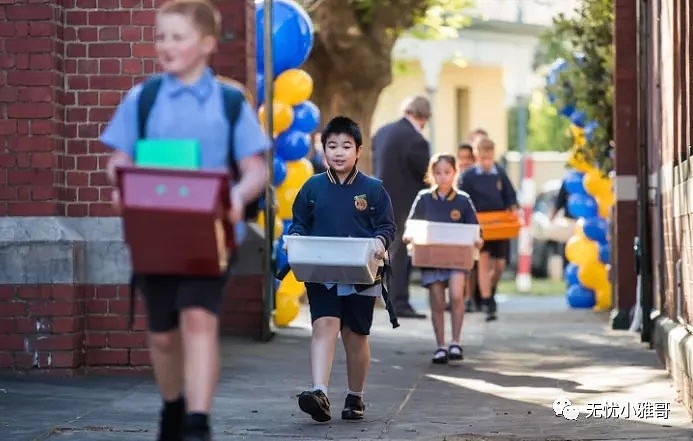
[372,96,432,318]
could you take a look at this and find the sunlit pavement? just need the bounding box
[1,285,691,440]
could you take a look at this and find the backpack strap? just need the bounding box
[219,83,245,179]
[137,75,164,140]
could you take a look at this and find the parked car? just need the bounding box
[530,179,576,277]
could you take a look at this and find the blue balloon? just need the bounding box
[573,52,587,66]
[583,217,609,243]
[564,170,586,195]
[599,243,610,264]
[560,103,576,117]
[256,72,265,107]
[564,263,579,286]
[584,120,598,141]
[273,157,287,186]
[257,196,265,210]
[570,110,587,128]
[550,57,569,74]
[256,0,314,76]
[567,285,596,308]
[546,71,558,87]
[282,219,293,233]
[567,193,598,218]
[276,130,311,161]
[290,101,320,133]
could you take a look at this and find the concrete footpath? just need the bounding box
[1,288,692,441]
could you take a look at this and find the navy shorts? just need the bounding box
[136,273,229,333]
[481,239,510,260]
[305,283,376,335]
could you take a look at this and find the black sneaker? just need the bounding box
[341,394,365,420]
[464,299,474,313]
[182,414,210,441]
[483,299,497,322]
[158,397,185,441]
[298,390,331,422]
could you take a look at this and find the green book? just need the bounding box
[135,139,201,170]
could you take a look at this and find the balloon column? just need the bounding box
[546,56,614,311]
[255,0,320,327]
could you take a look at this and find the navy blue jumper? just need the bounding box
[408,188,479,225]
[458,164,517,213]
[288,167,399,327]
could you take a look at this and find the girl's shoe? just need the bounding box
[298,390,332,422]
[448,344,464,361]
[432,348,449,364]
[341,394,365,420]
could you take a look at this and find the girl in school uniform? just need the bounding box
[404,153,482,364]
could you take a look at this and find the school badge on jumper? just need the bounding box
[450,209,461,221]
[354,194,368,211]
[497,179,503,191]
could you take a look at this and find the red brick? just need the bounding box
[85,332,107,348]
[0,319,14,334]
[5,38,52,53]
[108,332,146,349]
[132,315,148,332]
[0,121,17,135]
[87,315,128,331]
[0,187,17,201]
[0,287,15,301]
[78,124,100,139]
[29,22,53,37]
[50,351,83,368]
[89,107,113,122]
[86,349,129,366]
[98,0,121,8]
[8,202,59,216]
[15,317,39,333]
[90,203,117,216]
[76,59,99,75]
[132,10,155,25]
[27,333,82,351]
[89,141,110,155]
[16,186,31,201]
[66,43,87,58]
[90,75,133,90]
[15,53,29,69]
[8,169,53,185]
[133,43,156,58]
[0,352,13,368]
[0,23,14,37]
[100,59,120,75]
[30,120,55,136]
[7,103,53,119]
[17,87,52,103]
[49,285,79,300]
[77,26,98,42]
[76,155,98,171]
[65,11,87,25]
[100,91,122,106]
[121,26,142,42]
[7,71,52,87]
[77,91,98,106]
[14,352,35,369]
[98,26,120,41]
[31,186,55,201]
[66,107,87,123]
[12,136,54,152]
[51,317,83,333]
[7,5,52,20]
[0,302,27,317]
[67,75,89,91]
[95,286,121,299]
[86,299,108,314]
[0,335,25,351]
[31,152,54,169]
[66,204,89,217]
[88,11,131,26]
[29,301,79,317]
[129,348,151,366]
[0,87,18,102]
[66,171,89,186]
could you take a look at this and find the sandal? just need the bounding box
[432,348,448,364]
[448,344,464,361]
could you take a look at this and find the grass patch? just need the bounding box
[497,277,566,296]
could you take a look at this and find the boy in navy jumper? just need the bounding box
[405,153,482,364]
[288,117,397,422]
[459,138,517,321]
[101,1,269,440]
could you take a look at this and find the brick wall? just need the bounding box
[0,0,265,374]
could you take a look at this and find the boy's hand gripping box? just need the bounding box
[116,166,235,276]
[405,220,479,270]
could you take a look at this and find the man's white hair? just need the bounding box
[400,95,432,119]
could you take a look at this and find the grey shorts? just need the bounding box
[420,268,468,288]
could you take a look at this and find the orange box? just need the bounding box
[117,166,234,276]
[476,210,522,241]
[410,244,475,270]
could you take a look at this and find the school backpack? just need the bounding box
[136,75,260,219]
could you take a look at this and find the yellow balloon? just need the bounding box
[275,159,314,219]
[259,100,294,134]
[578,261,610,292]
[565,234,599,266]
[596,191,615,219]
[583,168,611,198]
[569,124,586,147]
[273,295,300,327]
[574,218,585,237]
[593,283,612,311]
[278,270,305,298]
[567,151,592,173]
[257,211,284,239]
[275,69,313,105]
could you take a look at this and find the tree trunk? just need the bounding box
[301,0,427,174]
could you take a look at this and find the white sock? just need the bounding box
[347,389,363,398]
[312,384,327,395]
[450,341,461,347]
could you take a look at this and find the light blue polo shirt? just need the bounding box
[100,67,270,243]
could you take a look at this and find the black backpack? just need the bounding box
[136,74,260,219]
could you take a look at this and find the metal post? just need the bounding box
[515,96,533,293]
[261,0,275,342]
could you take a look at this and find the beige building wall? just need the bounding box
[371,61,507,158]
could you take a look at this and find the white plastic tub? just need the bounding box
[285,236,382,284]
[404,219,480,245]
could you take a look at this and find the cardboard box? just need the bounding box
[285,236,382,284]
[117,166,234,276]
[410,244,475,270]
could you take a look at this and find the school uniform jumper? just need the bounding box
[407,188,479,286]
[458,164,517,259]
[99,68,270,332]
[289,167,398,334]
